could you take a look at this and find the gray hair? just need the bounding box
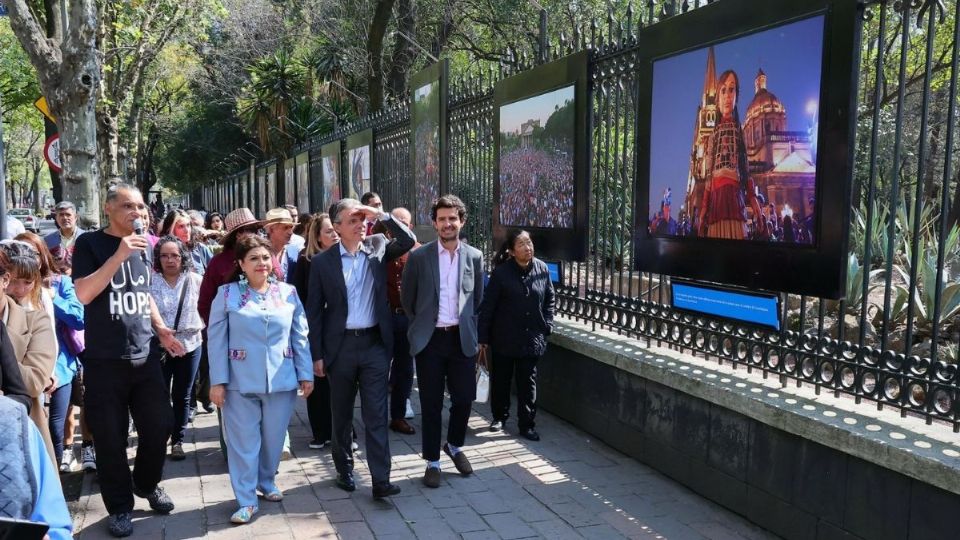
[330,198,360,223]
[105,183,141,203]
[54,201,76,212]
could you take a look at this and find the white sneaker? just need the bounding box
[81,445,97,472]
[281,431,292,460]
[59,450,75,473]
[405,399,415,419]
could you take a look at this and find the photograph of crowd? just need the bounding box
[498,84,576,229]
[413,81,441,226]
[348,144,371,199]
[322,152,342,207]
[296,152,310,213]
[647,15,824,245]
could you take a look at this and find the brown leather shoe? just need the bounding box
[389,418,416,435]
[443,443,473,476]
[422,466,441,488]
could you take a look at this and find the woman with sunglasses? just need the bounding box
[160,210,214,276]
[477,229,555,442]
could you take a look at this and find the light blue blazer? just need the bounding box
[207,281,312,394]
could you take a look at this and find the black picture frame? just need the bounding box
[295,151,310,214]
[319,141,343,213]
[410,60,449,242]
[346,129,373,200]
[493,50,590,261]
[632,0,861,299]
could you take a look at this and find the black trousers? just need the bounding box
[306,375,332,442]
[327,331,391,485]
[162,347,202,444]
[490,353,539,431]
[389,312,414,421]
[415,330,476,462]
[83,356,173,515]
[191,342,210,406]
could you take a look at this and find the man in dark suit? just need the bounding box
[401,194,484,488]
[306,198,415,499]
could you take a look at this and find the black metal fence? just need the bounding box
[198,0,960,430]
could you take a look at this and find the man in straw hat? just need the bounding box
[264,207,301,282]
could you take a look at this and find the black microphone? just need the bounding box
[132,218,149,266]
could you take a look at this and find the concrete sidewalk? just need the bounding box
[70,389,778,539]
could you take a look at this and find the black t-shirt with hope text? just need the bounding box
[72,229,154,360]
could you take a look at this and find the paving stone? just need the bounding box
[70,385,780,539]
[483,512,538,539]
[438,506,489,533]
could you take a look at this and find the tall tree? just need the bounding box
[96,0,204,184]
[7,0,102,226]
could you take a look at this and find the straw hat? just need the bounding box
[221,208,262,244]
[264,208,295,228]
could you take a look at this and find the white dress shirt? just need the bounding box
[437,240,460,327]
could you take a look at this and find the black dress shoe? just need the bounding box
[520,428,541,441]
[335,472,356,492]
[372,482,401,499]
[489,420,504,432]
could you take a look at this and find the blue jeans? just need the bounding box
[162,347,202,444]
[49,381,72,464]
[389,312,413,420]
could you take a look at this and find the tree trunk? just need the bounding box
[367,0,396,112]
[97,105,121,185]
[386,0,416,100]
[7,0,102,228]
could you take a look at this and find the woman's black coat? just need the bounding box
[478,258,555,358]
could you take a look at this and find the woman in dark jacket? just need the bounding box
[478,229,555,441]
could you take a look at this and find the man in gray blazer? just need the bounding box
[401,194,484,488]
[306,198,416,499]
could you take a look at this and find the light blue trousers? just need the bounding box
[223,389,297,507]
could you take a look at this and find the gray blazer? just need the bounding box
[306,216,415,367]
[401,240,485,358]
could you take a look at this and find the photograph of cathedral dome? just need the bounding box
[647,15,824,245]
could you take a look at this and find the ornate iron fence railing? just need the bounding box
[201,0,960,430]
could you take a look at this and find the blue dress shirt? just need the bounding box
[340,243,377,329]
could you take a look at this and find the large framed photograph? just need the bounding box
[346,129,373,200]
[494,51,590,261]
[410,60,449,239]
[266,161,277,214]
[283,157,296,207]
[319,141,342,212]
[633,0,861,299]
[255,165,267,217]
[295,151,310,214]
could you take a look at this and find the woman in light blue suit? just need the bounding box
[207,236,313,525]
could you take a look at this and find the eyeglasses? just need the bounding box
[159,254,182,260]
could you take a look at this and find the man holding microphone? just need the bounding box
[72,183,182,538]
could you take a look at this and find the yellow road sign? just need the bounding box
[33,96,56,123]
